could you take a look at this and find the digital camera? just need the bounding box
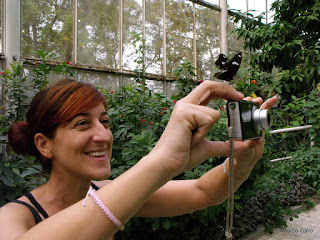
[226,100,270,140]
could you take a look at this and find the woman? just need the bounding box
[0,78,277,240]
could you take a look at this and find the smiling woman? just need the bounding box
[0,78,277,240]
[8,79,108,173]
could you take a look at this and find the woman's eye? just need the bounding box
[101,119,110,127]
[76,120,89,126]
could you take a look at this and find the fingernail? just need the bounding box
[237,92,244,99]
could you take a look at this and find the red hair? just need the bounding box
[8,78,106,171]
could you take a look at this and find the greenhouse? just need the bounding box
[0,0,319,240]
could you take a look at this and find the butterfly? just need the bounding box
[214,52,242,81]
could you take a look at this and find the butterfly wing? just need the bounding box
[215,52,242,81]
[215,54,228,70]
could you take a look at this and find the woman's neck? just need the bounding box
[33,169,92,215]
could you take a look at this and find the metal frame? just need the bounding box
[3,0,271,87]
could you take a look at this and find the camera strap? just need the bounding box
[225,106,236,240]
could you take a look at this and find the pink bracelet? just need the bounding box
[82,186,125,231]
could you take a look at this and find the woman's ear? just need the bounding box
[34,133,53,159]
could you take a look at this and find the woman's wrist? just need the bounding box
[223,158,252,182]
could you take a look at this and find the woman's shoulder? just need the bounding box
[0,200,36,239]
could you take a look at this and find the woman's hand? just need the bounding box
[150,80,244,176]
[232,96,278,177]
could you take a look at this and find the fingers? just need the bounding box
[181,80,244,106]
[204,139,255,158]
[204,137,263,158]
[260,96,278,109]
[188,105,221,145]
[243,96,263,105]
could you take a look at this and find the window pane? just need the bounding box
[145,0,163,75]
[204,0,219,5]
[146,79,163,94]
[195,5,220,80]
[166,0,193,76]
[165,81,177,97]
[21,0,74,61]
[227,15,245,54]
[123,0,143,71]
[228,0,247,12]
[77,70,120,91]
[77,0,119,68]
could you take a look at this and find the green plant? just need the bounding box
[172,61,197,100]
[235,170,313,235]
[0,52,75,206]
[306,87,320,146]
[2,62,30,126]
[232,0,320,101]
[289,147,320,189]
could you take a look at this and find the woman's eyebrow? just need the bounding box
[72,111,108,120]
[73,112,90,118]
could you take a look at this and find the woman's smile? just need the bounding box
[85,150,108,162]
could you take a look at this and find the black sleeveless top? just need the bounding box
[10,182,100,224]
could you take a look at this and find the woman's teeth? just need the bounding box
[87,151,106,157]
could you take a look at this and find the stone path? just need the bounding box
[257,203,320,240]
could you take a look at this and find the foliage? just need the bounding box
[288,147,320,190]
[236,172,313,235]
[306,87,320,147]
[232,0,320,101]
[1,62,30,127]
[1,49,318,239]
[105,83,173,177]
[0,52,74,206]
[172,62,198,100]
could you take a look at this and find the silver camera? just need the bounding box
[227,100,270,140]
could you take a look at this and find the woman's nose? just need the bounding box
[92,122,113,143]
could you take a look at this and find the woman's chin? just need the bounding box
[91,167,111,180]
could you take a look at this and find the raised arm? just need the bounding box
[135,95,278,218]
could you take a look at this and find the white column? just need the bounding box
[219,0,228,55]
[4,0,21,70]
[162,0,166,75]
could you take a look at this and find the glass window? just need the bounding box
[227,0,247,12]
[146,79,164,94]
[166,0,194,76]
[165,81,177,97]
[204,0,219,5]
[77,0,120,68]
[195,4,220,80]
[227,15,245,55]
[21,0,74,61]
[228,0,275,24]
[145,0,163,75]
[122,0,143,71]
[77,70,120,91]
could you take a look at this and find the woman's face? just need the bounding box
[49,103,113,180]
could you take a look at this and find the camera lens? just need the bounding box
[253,109,270,130]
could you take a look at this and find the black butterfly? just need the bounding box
[214,52,242,81]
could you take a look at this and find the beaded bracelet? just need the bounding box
[82,186,125,231]
[223,158,249,182]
